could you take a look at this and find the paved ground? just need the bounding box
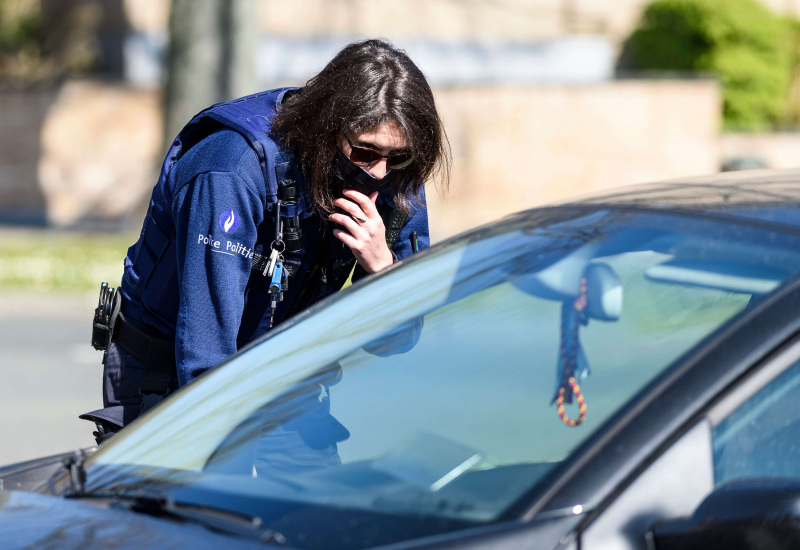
[0,292,101,464]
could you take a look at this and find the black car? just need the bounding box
[3,169,800,550]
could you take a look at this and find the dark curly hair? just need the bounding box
[270,39,450,214]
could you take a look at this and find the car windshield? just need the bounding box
[78,207,800,549]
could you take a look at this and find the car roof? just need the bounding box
[554,168,800,231]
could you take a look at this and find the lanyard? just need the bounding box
[554,277,589,427]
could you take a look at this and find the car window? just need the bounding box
[713,358,800,484]
[330,250,749,473]
[80,209,800,549]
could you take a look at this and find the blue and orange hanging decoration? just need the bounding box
[552,277,590,427]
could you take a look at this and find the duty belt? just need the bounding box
[92,283,176,413]
[114,313,176,411]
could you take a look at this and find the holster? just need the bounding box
[91,282,121,352]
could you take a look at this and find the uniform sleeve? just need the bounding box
[172,171,264,385]
[391,185,430,262]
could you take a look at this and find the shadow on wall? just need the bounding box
[0,87,54,225]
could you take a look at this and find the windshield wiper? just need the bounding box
[49,449,90,496]
[66,491,288,545]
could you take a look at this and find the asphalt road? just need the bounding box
[0,293,101,465]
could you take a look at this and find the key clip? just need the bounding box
[269,261,285,295]
[262,199,287,279]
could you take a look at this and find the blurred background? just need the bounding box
[1,0,799,463]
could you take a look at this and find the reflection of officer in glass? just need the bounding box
[81,39,450,443]
[204,363,348,477]
[253,365,348,477]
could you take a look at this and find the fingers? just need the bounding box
[331,194,392,273]
[332,197,367,222]
[342,189,379,218]
[328,212,366,237]
[333,228,359,248]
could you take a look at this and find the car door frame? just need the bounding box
[578,334,800,549]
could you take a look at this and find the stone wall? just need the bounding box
[0,87,58,224]
[0,78,724,239]
[0,80,163,228]
[427,79,721,239]
[125,0,620,42]
[721,133,800,171]
[123,0,800,50]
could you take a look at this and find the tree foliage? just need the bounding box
[0,0,103,84]
[628,0,791,130]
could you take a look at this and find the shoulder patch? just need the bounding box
[218,210,241,233]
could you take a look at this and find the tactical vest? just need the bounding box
[123,87,406,332]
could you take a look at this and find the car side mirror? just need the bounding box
[647,479,800,550]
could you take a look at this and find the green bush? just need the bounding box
[628,0,791,130]
[0,0,40,53]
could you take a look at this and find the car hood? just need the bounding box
[0,490,279,550]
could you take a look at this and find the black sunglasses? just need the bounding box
[343,135,414,170]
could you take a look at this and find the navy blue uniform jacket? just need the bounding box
[118,88,429,386]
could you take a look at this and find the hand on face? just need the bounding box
[329,189,394,273]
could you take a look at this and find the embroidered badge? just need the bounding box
[218,210,240,233]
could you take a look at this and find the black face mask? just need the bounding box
[332,152,397,196]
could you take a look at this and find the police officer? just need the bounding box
[81,39,450,443]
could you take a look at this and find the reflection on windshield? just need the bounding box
[204,362,348,477]
[82,208,800,550]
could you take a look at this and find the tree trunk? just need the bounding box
[222,0,258,101]
[163,0,256,146]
